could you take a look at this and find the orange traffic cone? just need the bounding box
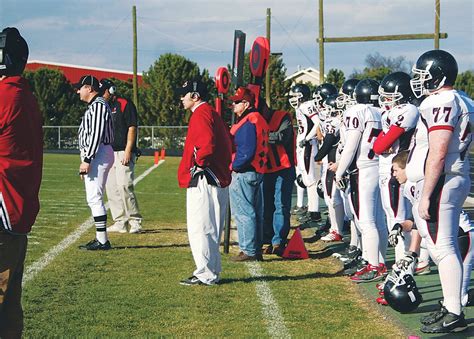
[154,151,159,165]
[282,228,309,259]
[160,148,166,160]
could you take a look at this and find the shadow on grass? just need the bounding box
[140,228,187,234]
[112,244,189,250]
[219,270,342,285]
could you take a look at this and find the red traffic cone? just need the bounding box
[282,228,309,259]
[154,151,159,165]
[160,148,166,160]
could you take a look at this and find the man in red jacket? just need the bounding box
[176,79,232,286]
[0,27,43,338]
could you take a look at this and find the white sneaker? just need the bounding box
[107,223,127,233]
[129,222,142,234]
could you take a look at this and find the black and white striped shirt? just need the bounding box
[78,95,114,162]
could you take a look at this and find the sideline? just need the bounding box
[23,160,165,286]
[245,261,291,338]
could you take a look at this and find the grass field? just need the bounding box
[21,153,472,337]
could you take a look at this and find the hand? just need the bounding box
[335,176,347,192]
[121,150,132,166]
[190,164,204,178]
[328,162,338,172]
[395,252,418,273]
[298,140,308,148]
[389,223,404,247]
[79,162,90,180]
[418,196,431,220]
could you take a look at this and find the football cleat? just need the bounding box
[420,301,447,325]
[415,262,431,275]
[321,230,343,242]
[420,311,467,333]
[79,239,111,251]
[376,296,388,306]
[350,264,384,283]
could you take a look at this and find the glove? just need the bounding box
[335,176,347,192]
[190,164,204,178]
[389,223,404,247]
[298,139,308,148]
[395,251,418,275]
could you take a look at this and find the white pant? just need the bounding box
[186,177,228,284]
[321,161,344,234]
[84,144,114,217]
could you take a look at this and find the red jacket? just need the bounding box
[0,76,43,234]
[178,102,232,188]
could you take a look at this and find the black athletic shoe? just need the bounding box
[340,246,362,263]
[79,239,111,250]
[420,311,468,333]
[343,257,368,276]
[466,289,474,307]
[420,301,447,325]
[180,276,205,286]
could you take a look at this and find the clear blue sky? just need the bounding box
[1,0,472,78]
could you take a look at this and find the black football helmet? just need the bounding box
[384,271,423,313]
[0,27,29,76]
[99,78,117,95]
[354,79,380,106]
[313,83,338,107]
[316,180,324,199]
[296,174,306,189]
[410,49,458,98]
[320,94,343,121]
[336,79,360,109]
[289,84,311,108]
[378,72,414,110]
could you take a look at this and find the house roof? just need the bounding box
[285,67,321,84]
[25,60,143,85]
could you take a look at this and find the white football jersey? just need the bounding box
[379,103,419,174]
[295,100,319,142]
[321,116,342,138]
[343,103,382,170]
[406,90,473,183]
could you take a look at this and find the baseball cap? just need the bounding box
[175,79,208,98]
[229,87,255,105]
[73,75,100,92]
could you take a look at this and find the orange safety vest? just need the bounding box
[265,110,295,173]
[230,111,269,173]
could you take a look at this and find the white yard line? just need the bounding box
[23,160,165,286]
[245,261,291,339]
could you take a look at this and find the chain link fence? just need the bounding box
[43,126,188,155]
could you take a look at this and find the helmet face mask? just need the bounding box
[338,79,360,109]
[410,62,435,98]
[321,94,342,121]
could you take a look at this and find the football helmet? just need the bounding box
[320,94,343,121]
[354,79,380,106]
[289,83,311,108]
[99,78,117,95]
[296,174,306,189]
[378,72,414,110]
[410,49,458,98]
[0,27,28,76]
[384,270,423,313]
[336,79,359,109]
[316,180,324,199]
[313,83,338,108]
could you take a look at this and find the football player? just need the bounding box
[407,49,473,333]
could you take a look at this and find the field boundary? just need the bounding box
[23,160,165,286]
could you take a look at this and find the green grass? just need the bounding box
[22,154,405,337]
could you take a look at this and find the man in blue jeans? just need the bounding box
[260,100,296,256]
[229,87,269,262]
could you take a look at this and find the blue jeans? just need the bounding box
[229,171,264,256]
[263,167,296,246]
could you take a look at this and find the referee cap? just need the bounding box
[73,75,100,92]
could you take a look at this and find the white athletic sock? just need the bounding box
[296,185,305,207]
[419,240,430,264]
[360,222,380,266]
[328,203,344,234]
[307,185,319,212]
[438,253,463,315]
[94,215,108,244]
[349,221,358,247]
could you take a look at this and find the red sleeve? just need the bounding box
[192,107,215,167]
[373,125,405,155]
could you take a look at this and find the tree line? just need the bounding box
[25,52,474,127]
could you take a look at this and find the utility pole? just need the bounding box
[318,0,324,84]
[132,6,139,108]
[265,8,271,106]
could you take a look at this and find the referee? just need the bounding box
[74,75,115,250]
